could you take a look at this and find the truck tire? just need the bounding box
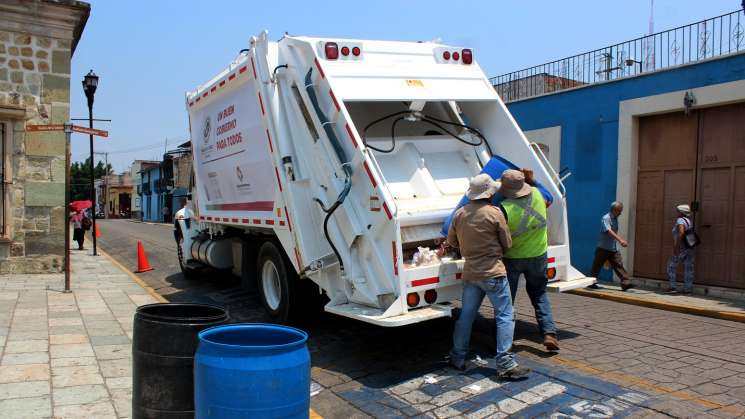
[176,234,198,281]
[257,241,298,323]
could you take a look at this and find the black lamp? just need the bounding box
[82,70,98,106]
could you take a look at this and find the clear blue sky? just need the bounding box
[69,1,741,171]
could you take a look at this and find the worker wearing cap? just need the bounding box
[666,204,695,294]
[446,174,531,379]
[499,169,559,352]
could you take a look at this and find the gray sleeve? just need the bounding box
[601,215,611,232]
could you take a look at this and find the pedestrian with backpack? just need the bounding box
[71,210,89,250]
[666,204,698,294]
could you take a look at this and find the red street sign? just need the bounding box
[26,124,65,132]
[25,124,109,138]
[71,125,108,137]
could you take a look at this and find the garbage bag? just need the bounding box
[441,156,553,236]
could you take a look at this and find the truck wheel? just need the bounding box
[257,241,297,323]
[177,236,197,280]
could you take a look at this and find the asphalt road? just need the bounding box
[96,219,745,418]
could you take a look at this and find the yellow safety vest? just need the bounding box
[502,187,548,259]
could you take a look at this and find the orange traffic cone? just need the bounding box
[95,224,101,238]
[135,241,154,273]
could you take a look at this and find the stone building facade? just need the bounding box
[0,1,90,273]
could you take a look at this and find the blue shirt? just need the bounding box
[673,217,691,241]
[598,213,619,251]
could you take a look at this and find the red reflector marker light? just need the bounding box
[406,292,420,307]
[462,49,473,64]
[442,51,451,60]
[352,46,361,56]
[424,289,437,304]
[325,42,339,60]
[452,51,460,61]
[341,46,350,56]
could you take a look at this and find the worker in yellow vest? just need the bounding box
[499,169,559,352]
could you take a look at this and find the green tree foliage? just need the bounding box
[69,158,112,201]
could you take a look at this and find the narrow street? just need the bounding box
[96,219,745,418]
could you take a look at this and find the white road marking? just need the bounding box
[466,381,567,417]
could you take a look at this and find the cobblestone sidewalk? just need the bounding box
[0,249,159,419]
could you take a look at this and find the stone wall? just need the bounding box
[174,153,192,190]
[0,0,89,274]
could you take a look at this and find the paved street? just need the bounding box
[96,219,745,418]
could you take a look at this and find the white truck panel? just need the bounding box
[189,64,277,223]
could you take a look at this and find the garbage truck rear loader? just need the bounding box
[175,32,595,326]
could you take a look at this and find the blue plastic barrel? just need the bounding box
[194,323,310,419]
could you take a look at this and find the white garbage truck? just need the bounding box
[175,32,595,326]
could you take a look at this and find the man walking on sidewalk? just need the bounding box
[589,201,634,291]
[500,169,560,352]
[666,204,696,294]
[447,174,530,379]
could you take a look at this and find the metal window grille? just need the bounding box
[491,9,745,102]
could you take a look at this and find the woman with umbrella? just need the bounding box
[69,201,92,250]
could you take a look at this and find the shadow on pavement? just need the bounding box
[138,266,584,391]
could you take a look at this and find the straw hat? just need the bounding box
[499,169,532,199]
[676,204,692,216]
[466,174,499,200]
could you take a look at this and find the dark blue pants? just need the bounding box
[505,254,556,336]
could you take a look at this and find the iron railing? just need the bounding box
[491,9,745,102]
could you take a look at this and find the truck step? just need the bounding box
[185,261,207,271]
[546,276,596,292]
[325,302,452,327]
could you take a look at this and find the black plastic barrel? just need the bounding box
[132,303,229,419]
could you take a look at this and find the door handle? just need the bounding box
[702,225,712,228]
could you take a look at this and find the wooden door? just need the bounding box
[634,112,698,279]
[696,103,745,288]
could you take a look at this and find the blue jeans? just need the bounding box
[505,254,557,336]
[450,277,517,373]
[668,249,695,291]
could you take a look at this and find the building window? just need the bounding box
[536,143,550,160]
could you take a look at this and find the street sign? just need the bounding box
[26,124,109,137]
[72,125,109,137]
[26,124,65,132]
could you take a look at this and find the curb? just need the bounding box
[97,247,169,303]
[127,219,171,226]
[568,288,745,323]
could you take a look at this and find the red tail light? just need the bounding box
[442,51,451,60]
[424,289,437,304]
[461,49,473,64]
[341,46,350,56]
[547,267,557,279]
[452,51,460,61]
[325,42,339,60]
[406,292,420,307]
[352,46,361,56]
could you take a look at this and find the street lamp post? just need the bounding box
[82,70,99,256]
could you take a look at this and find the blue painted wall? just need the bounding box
[505,53,745,275]
[140,167,162,222]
